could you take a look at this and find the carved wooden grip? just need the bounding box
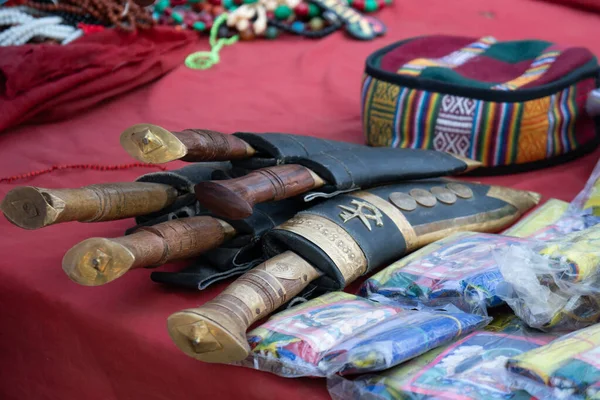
[62,216,236,286]
[175,129,255,162]
[194,165,326,220]
[120,124,255,164]
[1,183,178,230]
[167,251,322,363]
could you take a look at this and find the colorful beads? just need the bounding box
[307,3,319,17]
[273,5,292,20]
[265,25,279,39]
[364,0,377,12]
[150,0,391,41]
[291,20,304,33]
[308,16,323,30]
[294,3,309,17]
[171,11,184,23]
[192,20,206,30]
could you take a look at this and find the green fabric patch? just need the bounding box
[482,40,553,64]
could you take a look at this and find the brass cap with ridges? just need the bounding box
[120,124,187,164]
[167,308,250,364]
[1,186,60,230]
[62,238,136,286]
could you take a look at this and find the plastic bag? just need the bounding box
[361,232,530,315]
[503,198,569,238]
[526,159,600,241]
[238,292,489,377]
[328,316,556,400]
[506,323,600,400]
[496,225,600,331]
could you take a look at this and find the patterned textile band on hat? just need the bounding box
[492,47,562,91]
[361,74,596,168]
[396,36,497,77]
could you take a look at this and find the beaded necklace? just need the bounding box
[0,8,83,45]
[21,0,154,31]
[149,0,390,40]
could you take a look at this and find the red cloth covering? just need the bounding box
[0,26,196,133]
[0,1,599,399]
[537,0,600,13]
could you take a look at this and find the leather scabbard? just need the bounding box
[263,179,539,290]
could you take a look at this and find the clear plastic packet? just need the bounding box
[236,292,489,378]
[503,198,569,238]
[506,323,600,400]
[328,316,556,400]
[496,225,600,331]
[361,232,531,316]
[526,159,600,241]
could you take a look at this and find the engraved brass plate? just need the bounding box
[430,186,457,205]
[447,182,473,199]
[351,192,418,252]
[409,189,437,207]
[389,192,417,211]
[279,215,368,283]
[338,199,384,231]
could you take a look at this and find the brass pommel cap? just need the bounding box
[167,308,251,364]
[120,124,187,164]
[1,186,59,230]
[62,238,136,286]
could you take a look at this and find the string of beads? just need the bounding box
[20,0,155,31]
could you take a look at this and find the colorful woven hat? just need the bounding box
[362,35,600,173]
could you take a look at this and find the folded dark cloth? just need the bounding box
[0,27,196,133]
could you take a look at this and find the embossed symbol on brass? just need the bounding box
[131,128,165,154]
[389,192,417,212]
[409,189,437,207]
[338,200,383,231]
[10,199,39,218]
[447,182,474,199]
[265,261,298,280]
[430,186,457,205]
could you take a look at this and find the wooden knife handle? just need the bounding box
[120,124,255,164]
[62,216,236,286]
[1,182,178,230]
[194,164,326,220]
[167,251,322,363]
[176,129,255,162]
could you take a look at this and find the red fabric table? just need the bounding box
[1,0,599,399]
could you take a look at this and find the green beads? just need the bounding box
[364,0,377,11]
[309,17,324,31]
[265,26,279,39]
[223,0,235,9]
[243,0,259,4]
[274,5,292,20]
[154,0,170,13]
[192,21,207,31]
[171,11,184,23]
[307,3,320,17]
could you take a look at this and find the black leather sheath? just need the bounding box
[128,163,312,289]
[263,179,535,291]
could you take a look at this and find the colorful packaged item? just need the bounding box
[503,198,569,238]
[361,232,530,314]
[507,323,600,400]
[238,292,488,377]
[329,323,556,400]
[362,35,600,173]
[497,225,600,331]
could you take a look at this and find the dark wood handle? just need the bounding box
[167,251,322,363]
[62,216,236,286]
[194,164,326,220]
[176,129,255,162]
[120,124,255,164]
[1,182,178,230]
